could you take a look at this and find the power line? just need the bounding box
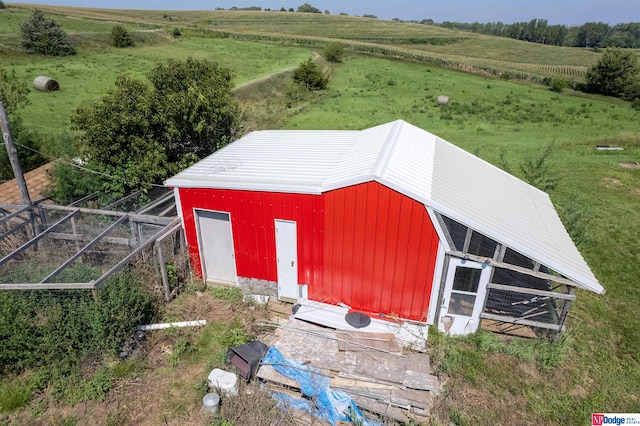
[12,141,167,189]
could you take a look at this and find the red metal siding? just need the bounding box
[177,188,324,285]
[176,181,439,322]
[322,182,440,321]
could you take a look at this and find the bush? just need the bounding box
[0,117,46,181]
[323,42,344,63]
[0,379,32,413]
[0,268,155,375]
[293,58,328,90]
[0,68,46,180]
[519,144,558,192]
[20,9,75,56]
[45,160,101,204]
[172,27,181,37]
[0,1,5,10]
[546,77,568,92]
[111,25,134,48]
[585,48,640,99]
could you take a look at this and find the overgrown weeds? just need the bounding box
[209,286,244,305]
[428,327,571,380]
[0,268,155,409]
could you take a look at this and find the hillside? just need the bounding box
[5,4,604,80]
[1,4,639,426]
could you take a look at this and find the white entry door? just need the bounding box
[196,210,237,285]
[438,258,492,335]
[275,220,298,299]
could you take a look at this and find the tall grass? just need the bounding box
[287,55,640,424]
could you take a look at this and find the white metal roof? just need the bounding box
[165,120,604,294]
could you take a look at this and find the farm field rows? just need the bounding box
[5,5,610,80]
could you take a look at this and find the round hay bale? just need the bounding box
[33,76,60,92]
[437,95,449,106]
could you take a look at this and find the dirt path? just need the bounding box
[233,51,321,92]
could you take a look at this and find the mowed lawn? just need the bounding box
[286,55,640,424]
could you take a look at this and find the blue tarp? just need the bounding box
[262,346,380,426]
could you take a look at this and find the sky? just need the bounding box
[7,0,639,25]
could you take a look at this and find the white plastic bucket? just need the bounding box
[202,392,220,413]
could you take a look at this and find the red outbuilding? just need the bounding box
[166,120,603,337]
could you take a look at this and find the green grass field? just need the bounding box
[285,56,640,424]
[0,28,312,148]
[4,4,611,80]
[1,4,640,425]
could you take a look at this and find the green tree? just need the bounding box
[71,76,166,199]
[111,24,134,48]
[0,68,28,114]
[0,1,5,10]
[577,22,610,48]
[0,68,45,181]
[147,57,241,164]
[69,58,241,200]
[323,42,344,63]
[293,58,328,90]
[297,3,321,13]
[20,9,75,56]
[585,48,640,99]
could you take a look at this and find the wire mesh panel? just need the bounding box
[481,268,574,339]
[0,199,181,296]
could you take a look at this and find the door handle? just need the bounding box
[291,260,295,267]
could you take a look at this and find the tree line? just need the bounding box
[426,19,640,49]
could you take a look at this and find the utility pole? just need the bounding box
[0,101,33,208]
[0,101,38,238]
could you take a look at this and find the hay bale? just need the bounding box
[437,95,449,106]
[33,76,60,92]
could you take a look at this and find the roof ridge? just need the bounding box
[371,120,404,178]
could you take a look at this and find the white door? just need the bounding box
[275,220,298,299]
[438,258,491,335]
[196,210,237,284]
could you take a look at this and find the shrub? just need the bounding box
[45,160,101,204]
[323,41,344,63]
[0,1,5,10]
[548,77,568,92]
[293,58,328,90]
[519,144,558,192]
[172,27,181,37]
[0,379,32,413]
[0,68,46,180]
[0,268,155,375]
[91,269,155,355]
[111,25,134,48]
[585,48,640,100]
[20,9,76,56]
